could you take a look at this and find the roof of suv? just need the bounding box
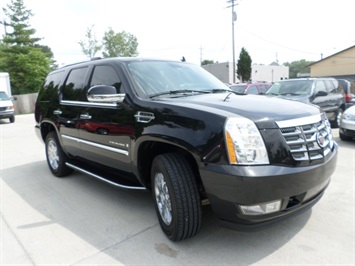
[57,57,174,70]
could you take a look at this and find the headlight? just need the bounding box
[224,117,269,165]
[342,113,355,121]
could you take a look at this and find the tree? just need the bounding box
[0,0,53,94]
[102,28,138,58]
[237,47,252,82]
[201,60,217,66]
[284,59,314,78]
[79,25,101,58]
[1,0,41,46]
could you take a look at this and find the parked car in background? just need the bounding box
[265,78,345,128]
[0,91,15,123]
[339,105,355,141]
[0,72,15,123]
[337,79,354,108]
[229,82,271,95]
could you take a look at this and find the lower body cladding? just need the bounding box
[200,146,338,230]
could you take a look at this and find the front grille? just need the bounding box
[277,114,334,161]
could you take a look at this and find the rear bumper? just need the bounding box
[34,124,43,142]
[200,143,338,229]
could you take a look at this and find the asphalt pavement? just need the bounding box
[1,114,354,265]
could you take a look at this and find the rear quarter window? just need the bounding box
[37,70,65,102]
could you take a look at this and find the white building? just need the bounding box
[202,62,238,84]
[251,62,289,83]
[202,62,288,84]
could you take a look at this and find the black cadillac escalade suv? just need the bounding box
[35,58,338,241]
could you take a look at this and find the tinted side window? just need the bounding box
[324,80,335,93]
[260,85,268,93]
[90,65,124,93]
[315,81,326,93]
[38,71,65,101]
[63,67,88,101]
[248,85,259,94]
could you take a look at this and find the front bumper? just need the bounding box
[340,118,355,138]
[200,143,338,229]
[0,110,14,119]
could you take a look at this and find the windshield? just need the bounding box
[230,84,247,93]
[0,91,11,101]
[127,61,230,97]
[266,80,313,96]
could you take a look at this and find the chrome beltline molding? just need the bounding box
[62,134,129,156]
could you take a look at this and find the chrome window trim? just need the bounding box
[62,135,129,156]
[60,100,117,108]
[276,113,324,128]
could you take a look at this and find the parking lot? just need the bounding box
[1,114,354,265]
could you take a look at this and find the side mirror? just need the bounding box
[87,85,125,103]
[315,91,328,97]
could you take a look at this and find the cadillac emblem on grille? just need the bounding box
[276,113,334,162]
[316,133,326,148]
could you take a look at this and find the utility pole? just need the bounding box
[0,18,6,39]
[227,0,237,83]
[200,45,204,65]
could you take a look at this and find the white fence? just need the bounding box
[13,93,38,115]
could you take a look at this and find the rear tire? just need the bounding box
[45,131,73,177]
[151,153,202,241]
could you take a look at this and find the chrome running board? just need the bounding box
[66,162,146,190]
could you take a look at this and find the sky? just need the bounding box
[1,0,355,67]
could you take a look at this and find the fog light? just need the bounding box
[239,200,281,215]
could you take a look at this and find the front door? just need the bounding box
[78,64,134,173]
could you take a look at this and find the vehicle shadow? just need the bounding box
[2,161,311,265]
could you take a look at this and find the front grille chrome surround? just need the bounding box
[276,113,334,161]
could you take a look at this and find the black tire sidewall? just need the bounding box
[151,155,178,239]
[151,153,201,241]
[45,132,72,177]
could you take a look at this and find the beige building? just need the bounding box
[309,45,355,92]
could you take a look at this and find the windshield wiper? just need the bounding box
[279,93,301,96]
[150,89,209,98]
[203,88,245,95]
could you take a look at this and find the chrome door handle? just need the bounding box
[80,114,92,119]
[53,110,62,115]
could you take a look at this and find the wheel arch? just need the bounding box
[136,140,205,196]
[39,120,58,142]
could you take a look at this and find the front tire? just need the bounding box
[151,153,202,241]
[9,115,15,123]
[339,131,353,141]
[331,108,343,128]
[45,131,73,177]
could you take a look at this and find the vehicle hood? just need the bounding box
[156,93,320,129]
[267,94,311,104]
[0,99,13,107]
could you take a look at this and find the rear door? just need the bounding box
[58,66,90,157]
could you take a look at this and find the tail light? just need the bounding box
[345,93,352,103]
